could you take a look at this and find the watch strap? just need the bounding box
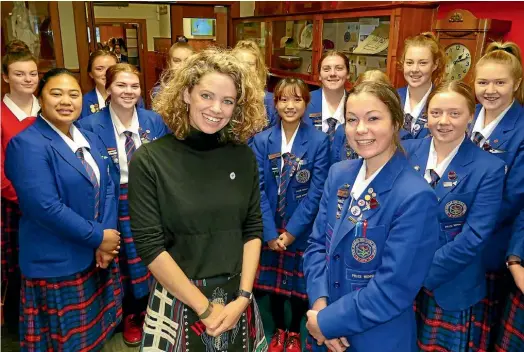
[237,289,253,301]
[198,301,213,319]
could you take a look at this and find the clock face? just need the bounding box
[445,44,471,81]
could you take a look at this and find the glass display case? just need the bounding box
[235,21,267,64]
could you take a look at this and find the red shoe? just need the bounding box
[269,328,286,352]
[123,313,144,346]
[285,332,302,352]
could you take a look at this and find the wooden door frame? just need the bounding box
[94,18,148,99]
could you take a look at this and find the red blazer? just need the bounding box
[1,101,36,202]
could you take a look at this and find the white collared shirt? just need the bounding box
[109,105,141,184]
[41,116,100,184]
[321,90,346,133]
[424,136,464,183]
[351,159,386,200]
[3,94,40,121]
[471,101,513,147]
[279,122,300,194]
[404,85,432,129]
[95,88,107,110]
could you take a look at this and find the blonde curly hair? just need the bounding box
[153,47,267,143]
[232,40,269,88]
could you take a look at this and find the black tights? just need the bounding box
[123,294,149,316]
[269,294,308,333]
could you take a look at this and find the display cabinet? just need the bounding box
[233,1,439,88]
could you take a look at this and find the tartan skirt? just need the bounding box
[255,245,307,300]
[118,184,152,299]
[1,198,21,284]
[415,288,485,352]
[141,274,268,352]
[19,262,123,352]
[494,285,524,352]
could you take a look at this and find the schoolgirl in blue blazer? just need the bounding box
[403,81,506,351]
[250,78,329,351]
[6,69,122,351]
[303,51,349,145]
[77,63,167,346]
[303,81,438,352]
[471,41,524,350]
[398,32,446,140]
[79,50,144,121]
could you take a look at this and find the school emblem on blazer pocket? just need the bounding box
[444,200,467,218]
[351,237,377,263]
[295,169,310,183]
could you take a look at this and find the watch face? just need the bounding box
[445,44,471,81]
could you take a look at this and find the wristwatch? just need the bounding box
[236,289,253,302]
[506,260,522,268]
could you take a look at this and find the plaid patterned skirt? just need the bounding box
[494,285,524,352]
[1,198,20,284]
[118,184,152,299]
[141,274,268,352]
[19,262,123,352]
[255,245,306,300]
[415,288,485,352]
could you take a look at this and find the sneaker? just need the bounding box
[285,332,302,352]
[268,328,286,352]
[123,313,143,346]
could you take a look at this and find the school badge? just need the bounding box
[90,103,99,113]
[296,169,310,183]
[445,200,467,218]
[351,237,377,263]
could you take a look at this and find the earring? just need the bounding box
[186,104,189,113]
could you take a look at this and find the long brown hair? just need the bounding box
[87,49,118,73]
[427,80,476,116]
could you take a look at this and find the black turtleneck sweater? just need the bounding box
[128,130,263,279]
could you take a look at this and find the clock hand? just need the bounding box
[454,56,469,64]
[453,54,464,64]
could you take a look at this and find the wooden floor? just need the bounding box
[1,295,308,351]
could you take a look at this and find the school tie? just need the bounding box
[123,131,136,165]
[345,144,358,160]
[429,169,440,189]
[472,131,485,147]
[403,113,414,133]
[277,153,295,220]
[326,118,338,143]
[75,148,100,220]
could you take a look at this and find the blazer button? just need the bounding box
[334,282,340,288]
[334,254,340,260]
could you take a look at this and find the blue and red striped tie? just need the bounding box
[75,148,100,220]
[277,153,295,221]
[326,118,338,143]
[472,131,484,147]
[124,131,137,165]
[429,169,440,189]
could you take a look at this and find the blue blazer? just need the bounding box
[250,122,329,250]
[78,108,168,200]
[330,124,361,165]
[303,151,438,352]
[508,209,524,260]
[403,137,505,310]
[472,101,524,271]
[79,89,145,121]
[398,86,431,140]
[5,117,117,278]
[304,89,323,131]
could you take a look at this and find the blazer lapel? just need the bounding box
[97,110,120,171]
[288,123,309,182]
[410,138,431,175]
[331,152,406,252]
[36,117,92,183]
[267,125,282,186]
[434,139,473,202]
[485,101,521,151]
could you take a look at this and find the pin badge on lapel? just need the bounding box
[351,205,361,217]
[448,171,457,181]
[336,184,350,219]
[443,181,457,188]
[90,104,99,113]
[414,165,420,171]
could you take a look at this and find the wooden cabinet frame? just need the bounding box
[232,1,438,88]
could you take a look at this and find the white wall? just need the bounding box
[158,5,171,38]
[58,1,79,69]
[94,3,161,51]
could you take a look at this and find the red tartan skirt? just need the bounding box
[1,198,21,284]
[415,288,486,352]
[494,285,524,352]
[19,262,123,352]
[255,245,306,300]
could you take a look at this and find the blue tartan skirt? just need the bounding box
[415,288,485,352]
[255,245,306,300]
[1,198,20,284]
[118,184,152,299]
[494,285,524,352]
[19,262,123,352]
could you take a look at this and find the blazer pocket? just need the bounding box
[345,268,377,292]
[344,225,386,270]
[440,191,474,221]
